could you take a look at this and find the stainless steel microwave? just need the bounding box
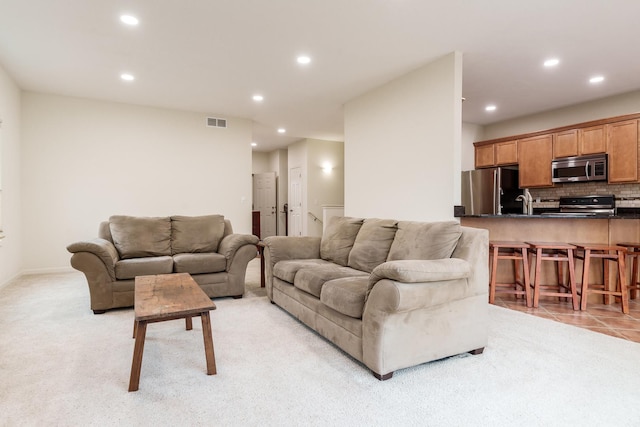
[551,154,607,183]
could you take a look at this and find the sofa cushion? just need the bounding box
[387,221,462,261]
[273,259,333,283]
[173,253,227,275]
[347,218,398,273]
[171,215,226,254]
[109,215,172,259]
[294,265,368,298]
[320,216,364,266]
[321,276,370,319]
[114,256,174,280]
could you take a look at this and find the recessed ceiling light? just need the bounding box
[120,15,139,26]
[120,73,135,81]
[544,58,560,67]
[252,94,264,102]
[297,56,311,65]
[251,142,257,147]
[485,105,497,112]
[277,128,286,134]
[589,75,605,84]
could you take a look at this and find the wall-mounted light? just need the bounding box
[322,162,333,174]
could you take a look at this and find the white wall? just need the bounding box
[251,151,270,174]
[461,122,484,171]
[306,139,344,237]
[344,52,463,220]
[483,89,640,140]
[21,92,253,273]
[287,139,345,236]
[0,64,22,286]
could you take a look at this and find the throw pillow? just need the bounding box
[171,215,226,254]
[109,215,172,259]
[320,216,364,267]
[387,221,462,261]
[347,218,398,272]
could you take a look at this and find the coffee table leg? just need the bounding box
[185,316,192,331]
[201,312,217,375]
[128,320,147,392]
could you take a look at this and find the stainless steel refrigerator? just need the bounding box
[461,167,521,215]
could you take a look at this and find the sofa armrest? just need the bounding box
[218,233,259,269]
[366,258,475,312]
[262,236,321,300]
[370,259,470,285]
[262,236,321,264]
[67,238,119,279]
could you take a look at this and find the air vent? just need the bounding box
[206,117,227,128]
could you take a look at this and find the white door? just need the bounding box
[253,172,277,238]
[289,167,303,236]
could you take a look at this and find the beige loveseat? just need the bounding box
[263,217,488,380]
[67,215,258,314]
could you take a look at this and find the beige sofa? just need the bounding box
[67,215,258,314]
[263,217,489,380]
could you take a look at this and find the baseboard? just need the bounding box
[20,266,76,276]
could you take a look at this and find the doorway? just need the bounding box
[252,172,277,238]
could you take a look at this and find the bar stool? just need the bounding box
[489,241,531,307]
[617,242,640,300]
[572,243,629,314]
[526,242,579,310]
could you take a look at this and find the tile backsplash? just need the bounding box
[529,182,640,208]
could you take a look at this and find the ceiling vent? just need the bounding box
[206,117,227,128]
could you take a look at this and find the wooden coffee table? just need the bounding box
[128,273,217,392]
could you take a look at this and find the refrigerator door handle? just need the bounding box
[493,169,500,214]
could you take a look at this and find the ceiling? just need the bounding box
[2,0,640,152]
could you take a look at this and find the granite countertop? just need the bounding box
[460,213,640,219]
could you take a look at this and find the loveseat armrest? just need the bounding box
[67,238,119,280]
[218,233,259,269]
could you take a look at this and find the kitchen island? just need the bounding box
[460,214,640,305]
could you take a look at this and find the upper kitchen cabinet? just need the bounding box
[553,126,606,159]
[553,129,578,158]
[474,140,518,168]
[579,125,607,155]
[495,140,518,165]
[607,119,639,183]
[475,144,494,168]
[519,134,553,188]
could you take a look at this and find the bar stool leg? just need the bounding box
[567,248,579,311]
[521,247,532,308]
[603,256,612,305]
[489,245,499,304]
[580,249,591,311]
[532,248,542,308]
[632,254,639,300]
[617,248,629,314]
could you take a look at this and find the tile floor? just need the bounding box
[493,294,640,343]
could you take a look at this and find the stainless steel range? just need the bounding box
[551,194,616,216]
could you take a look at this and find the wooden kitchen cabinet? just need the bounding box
[553,129,578,158]
[579,125,607,155]
[495,140,518,165]
[475,140,518,168]
[518,134,553,188]
[475,144,495,168]
[554,127,606,158]
[607,119,638,183]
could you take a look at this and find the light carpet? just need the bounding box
[1,259,640,426]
